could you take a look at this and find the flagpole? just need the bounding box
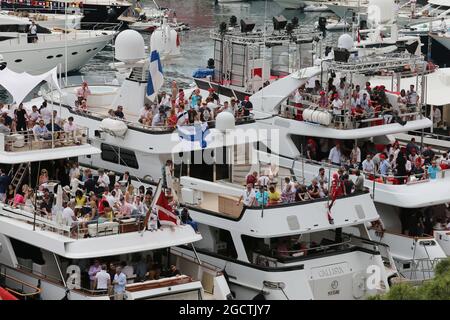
[141,179,162,234]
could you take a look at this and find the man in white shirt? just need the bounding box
[62,201,76,226]
[331,95,343,116]
[40,103,52,124]
[94,264,111,292]
[328,143,342,166]
[362,154,375,173]
[257,173,270,188]
[28,105,40,123]
[97,169,110,191]
[237,184,256,207]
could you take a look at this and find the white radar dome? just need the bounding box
[368,0,394,25]
[115,30,145,63]
[215,111,235,131]
[337,34,353,50]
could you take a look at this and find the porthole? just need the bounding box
[14,59,22,63]
[86,49,91,52]
[56,54,63,58]
[46,55,54,59]
[71,52,78,55]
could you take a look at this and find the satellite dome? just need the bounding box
[368,0,394,25]
[337,34,353,50]
[215,111,235,131]
[115,30,145,63]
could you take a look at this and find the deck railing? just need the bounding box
[0,127,89,153]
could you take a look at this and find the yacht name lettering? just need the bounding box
[318,266,345,278]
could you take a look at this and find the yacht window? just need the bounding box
[241,230,350,264]
[72,52,78,55]
[93,47,98,51]
[10,238,45,265]
[100,143,139,169]
[195,224,237,259]
[14,59,23,63]
[46,55,54,59]
[56,54,63,58]
[118,148,139,169]
[86,49,92,52]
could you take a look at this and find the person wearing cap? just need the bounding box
[318,90,328,109]
[207,87,220,105]
[379,154,391,177]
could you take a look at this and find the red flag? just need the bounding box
[0,287,18,300]
[155,192,180,226]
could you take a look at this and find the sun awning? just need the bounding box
[0,67,62,104]
[0,145,101,164]
[250,66,321,113]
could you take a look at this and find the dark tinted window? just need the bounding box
[101,144,139,169]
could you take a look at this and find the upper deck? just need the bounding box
[0,127,101,164]
[178,164,379,238]
[0,202,201,259]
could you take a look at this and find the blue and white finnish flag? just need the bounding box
[177,123,211,149]
[146,50,164,100]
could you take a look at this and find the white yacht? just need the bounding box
[0,10,83,30]
[249,52,449,280]
[23,30,395,299]
[174,141,393,300]
[0,14,116,74]
[0,68,231,300]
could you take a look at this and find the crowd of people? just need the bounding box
[76,80,254,129]
[0,159,198,235]
[336,138,447,183]
[286,77,423,128]
[69,253,182,300]
[236,167,364,208]
[0,100,82,147]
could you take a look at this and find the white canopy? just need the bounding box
[0,67,61,104]
[250,66,321,113]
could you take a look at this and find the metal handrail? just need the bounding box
[268,236,353,259]
[0,267,42,298]
[280,102,423,130]
[2,127,89,152]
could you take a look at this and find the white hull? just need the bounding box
[0,32,114,74]
[430,33,450,51]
